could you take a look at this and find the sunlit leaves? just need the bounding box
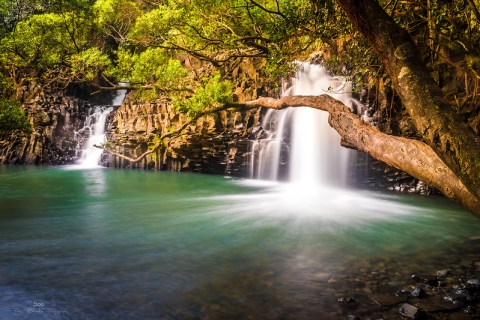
[129,5,184,47]
[110,47,188,87]
[71,47,112,81]
[0,99,32,134]
[94,0,141,42]
[174,73,233,117]
[0,11,92,70]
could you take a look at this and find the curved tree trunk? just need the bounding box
[336,0,480,201]
[230,96,480,217]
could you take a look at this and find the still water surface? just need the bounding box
[1,166,479,319]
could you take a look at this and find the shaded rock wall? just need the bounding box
[104,98,262,176]
[103,57,267,176]
[0,84,90,164]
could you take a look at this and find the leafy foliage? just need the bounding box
[94,0,141,42]
[0,99,32,134]
[0,0,478,120]
[174,73,233,117]
[71,48,112,81]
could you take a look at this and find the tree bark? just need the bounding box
[336,0,480,201]
[229,96,480,217]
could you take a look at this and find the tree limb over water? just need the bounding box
[96,93,480,216]
[227,96,480,217]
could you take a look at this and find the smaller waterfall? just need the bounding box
[72,85,127,168]
[112,82,128,106]
[74,107,113,168]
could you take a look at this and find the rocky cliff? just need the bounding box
[104,97,262,176]
[102,57,267,176]
[0,84,90,164]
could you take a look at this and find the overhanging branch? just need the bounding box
[228,95,480,216]
[96,94,480,216]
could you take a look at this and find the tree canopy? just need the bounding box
[1,0,478,115]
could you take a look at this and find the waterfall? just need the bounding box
[74,106,113,168]
[73,85,127,168]
[112,82,128,106]
[250,63,352,187]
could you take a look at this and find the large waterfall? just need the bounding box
[250,63,352,187]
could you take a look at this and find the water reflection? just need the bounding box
[80,168,107,198]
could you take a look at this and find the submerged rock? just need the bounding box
[411,274,439,286]
[370,294,406,306]
[337,297,356,304]
[437,269,451,277]
[444,294,469,308]
[399,303,427,319]
[467,279,480,287]
[411,287,426,298]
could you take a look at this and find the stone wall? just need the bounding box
[0,84,90,164]
[102,57,267,176]
[104,97,262,176]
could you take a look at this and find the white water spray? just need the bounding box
[250,63,352,187]
[73,85,127,168]
[112,82,128,106]
[75,107,113,168]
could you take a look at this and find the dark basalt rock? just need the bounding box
[337,297,356,304]
[412,274,439,286]
[399,303,427,319]
[104,97,263,176]
[411,287,427,298]
[0,85,90,165]
[371,294,406,306]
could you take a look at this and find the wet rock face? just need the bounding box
[104,98,262,176]
[0,84,90,165]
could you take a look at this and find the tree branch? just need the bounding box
[227,95,480,216]
[247,0,286,19]
[95,94,480,216]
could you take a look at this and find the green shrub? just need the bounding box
[0,99,32,134]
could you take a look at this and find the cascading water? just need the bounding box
[73,85,127,168]
[74,107,113,168]
[250,63,352,187]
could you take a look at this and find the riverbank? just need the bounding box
[333,236,480,319]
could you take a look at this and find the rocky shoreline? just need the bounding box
[333,236,480,320]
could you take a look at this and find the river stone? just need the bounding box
[410,287,426,298]
[396,289,412,297]
[444,294,469,308]
[370,294,406,306]
[467,279,480,287]
[411,274,438,286]
[399,303,427,319]
[417,298,462,313]
[436,269,451,277]
[337,297,356,304]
